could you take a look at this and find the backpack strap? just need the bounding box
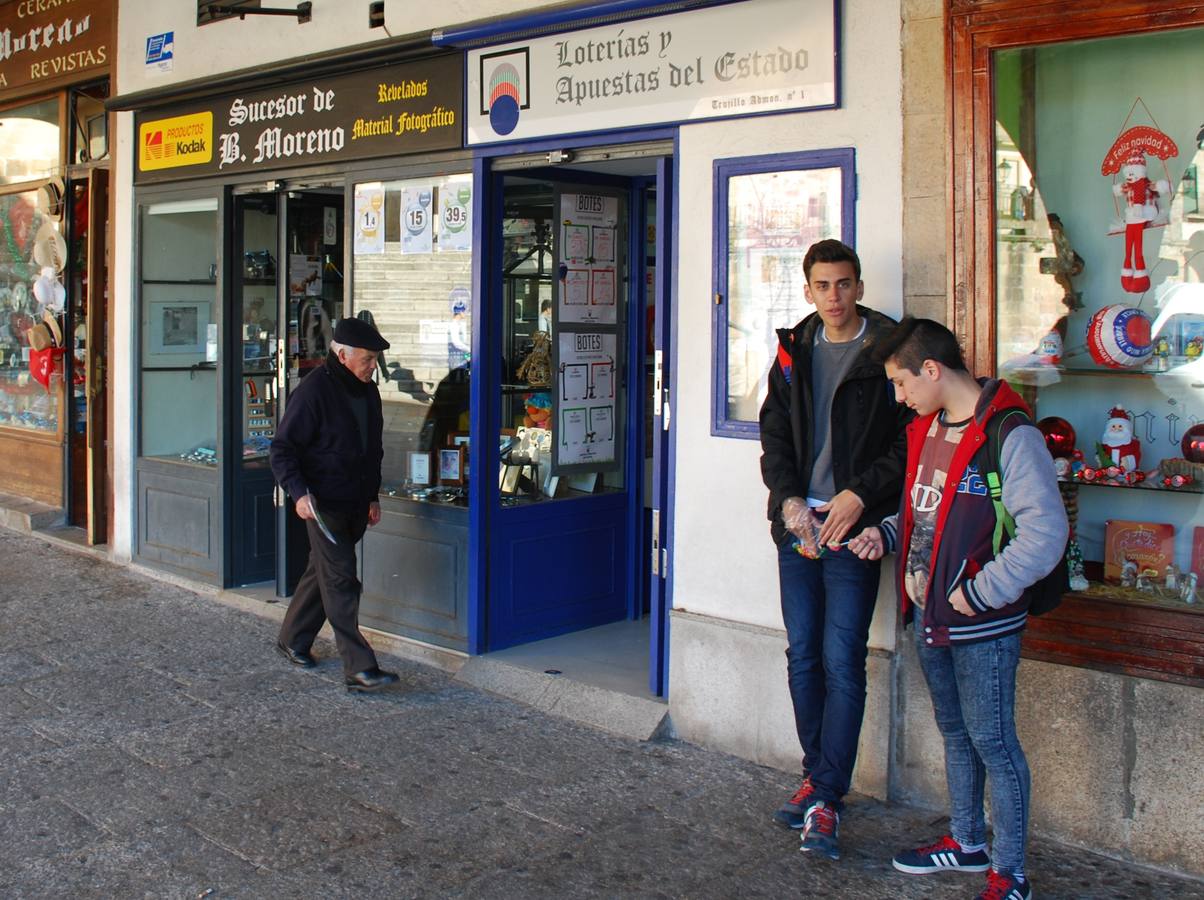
[984,408,1030,556]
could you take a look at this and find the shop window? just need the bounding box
[0,98,60,188]
[712,148,855,438]
[951,3,1204,686]
[139,198,220,465]
[0,186,65,434]
[351,174,473,505]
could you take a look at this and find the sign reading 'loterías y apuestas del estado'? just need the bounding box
[467,0,836,145]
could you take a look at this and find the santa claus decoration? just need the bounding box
[1100,119,1178,294]
[1098,407,1141,472]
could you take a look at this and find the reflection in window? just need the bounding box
[713,151,851,434]
[139,198,220,464]
[0,98,60,187]
[351,175,473,504]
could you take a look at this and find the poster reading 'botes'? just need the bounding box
[135,54,462,184]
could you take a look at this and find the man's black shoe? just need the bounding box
[276,642,317,669]
[345,667,400,692]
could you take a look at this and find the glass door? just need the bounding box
[229,192,279,586]
[485,172,634,650]
[275,187,345,596]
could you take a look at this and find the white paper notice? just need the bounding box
[591,226,614,262]
[558,331,617,465]
[353,184,385,255]
[401,185,434,254]
[563,268,590,306]
[438,178,472,252]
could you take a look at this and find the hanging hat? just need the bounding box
[332,316,390,351]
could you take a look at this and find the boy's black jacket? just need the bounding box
[759,306,910,545]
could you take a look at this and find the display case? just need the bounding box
[0,188,65,435]
[350,173,474,507]
[952,1,1204,685]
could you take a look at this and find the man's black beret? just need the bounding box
[333,316,390,351]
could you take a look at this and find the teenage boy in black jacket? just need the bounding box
[759,239,909,859]
[271,317,399,692]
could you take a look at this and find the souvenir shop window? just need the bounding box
[350,175,474,505]
[0,185,66,435]
[712,148,855,438]
[139,198,220,466]
[0,98,61,187]
[992,33,1203,616]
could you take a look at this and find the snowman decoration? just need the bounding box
[1112,153,1169,293]
[1099,406,1140,472]
[1101,119,1178,294]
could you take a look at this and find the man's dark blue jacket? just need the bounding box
[270,353,384,512]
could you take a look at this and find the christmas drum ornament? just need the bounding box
[1037,417,1077,458]
[1086,304,1152,368]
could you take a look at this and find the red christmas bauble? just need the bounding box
[1182,423,1204,464]
[1037,416,1077,458]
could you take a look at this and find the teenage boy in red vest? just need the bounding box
[848,317,1067,900]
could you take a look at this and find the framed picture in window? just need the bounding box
[407,450,433,486]
[439,446,466,486]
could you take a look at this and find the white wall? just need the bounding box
[670,0,903,649]
[117,0,537,94]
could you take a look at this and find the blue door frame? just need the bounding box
[465,131,676,696]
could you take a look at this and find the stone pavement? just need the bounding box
[2,527,1202,900]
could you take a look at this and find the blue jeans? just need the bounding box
[913,628,1030,875]
[778,543,880,810]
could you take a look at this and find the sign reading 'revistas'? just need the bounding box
[466,0,836,145]
[134,55,462,183]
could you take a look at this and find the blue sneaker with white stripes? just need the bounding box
[892,834,990,875]
[976,868,1032,900]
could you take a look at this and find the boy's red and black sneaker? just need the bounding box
[891,834,991,875]
[773,777,815,829]
[975,869,1032,900]
[799,801,840,860]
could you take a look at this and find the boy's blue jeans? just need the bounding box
[913,627,1030,875]
[777,543,880,810]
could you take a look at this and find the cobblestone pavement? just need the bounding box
[1,528,1202,900]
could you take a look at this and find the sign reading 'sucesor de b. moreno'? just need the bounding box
[135,55,462,184]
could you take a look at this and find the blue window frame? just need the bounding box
[711,148,855,438]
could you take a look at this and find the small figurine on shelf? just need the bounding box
[1182,572,1199,604]
[1066,539,1089,591]
[1098,407,1141,472]
[1165,565,1179,593]
[1121,557,1138,588]
[1187,335,1204,361]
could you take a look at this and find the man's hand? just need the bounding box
[296,494,316,521]
[847,527,884,561]
[781,497,819,556]
[368,502,381,527]
[816,489,865,546]
[949,585,976,617]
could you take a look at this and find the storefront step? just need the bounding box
[455,625,671,743]
[0,492,63,534]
